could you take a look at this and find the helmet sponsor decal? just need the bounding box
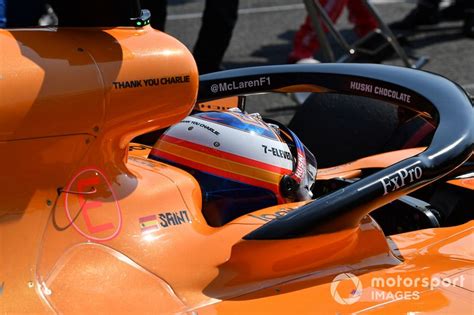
[261,144,292,161]
[293,148,307,181]
[286,128,308,184]
[179,119,220,136]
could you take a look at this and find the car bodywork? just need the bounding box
[0,23,473,314]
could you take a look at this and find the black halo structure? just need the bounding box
[197,63,474,239]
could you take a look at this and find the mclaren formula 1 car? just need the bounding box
[0,4,473,314]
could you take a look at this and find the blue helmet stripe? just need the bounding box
[196,112,279,140]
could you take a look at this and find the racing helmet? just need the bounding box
[149,109,317,226]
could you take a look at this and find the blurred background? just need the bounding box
[164,0,473,123]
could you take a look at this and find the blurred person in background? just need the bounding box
[390,0,474,37]
[143,0,240,73]
[288,0,378,63]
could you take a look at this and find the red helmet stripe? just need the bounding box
[160,134,292,174]
[152,149,282,195]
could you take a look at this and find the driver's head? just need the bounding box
[149,109,317,226]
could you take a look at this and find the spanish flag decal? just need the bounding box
[139,214,159,233]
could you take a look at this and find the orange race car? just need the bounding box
[0,2,473,314]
